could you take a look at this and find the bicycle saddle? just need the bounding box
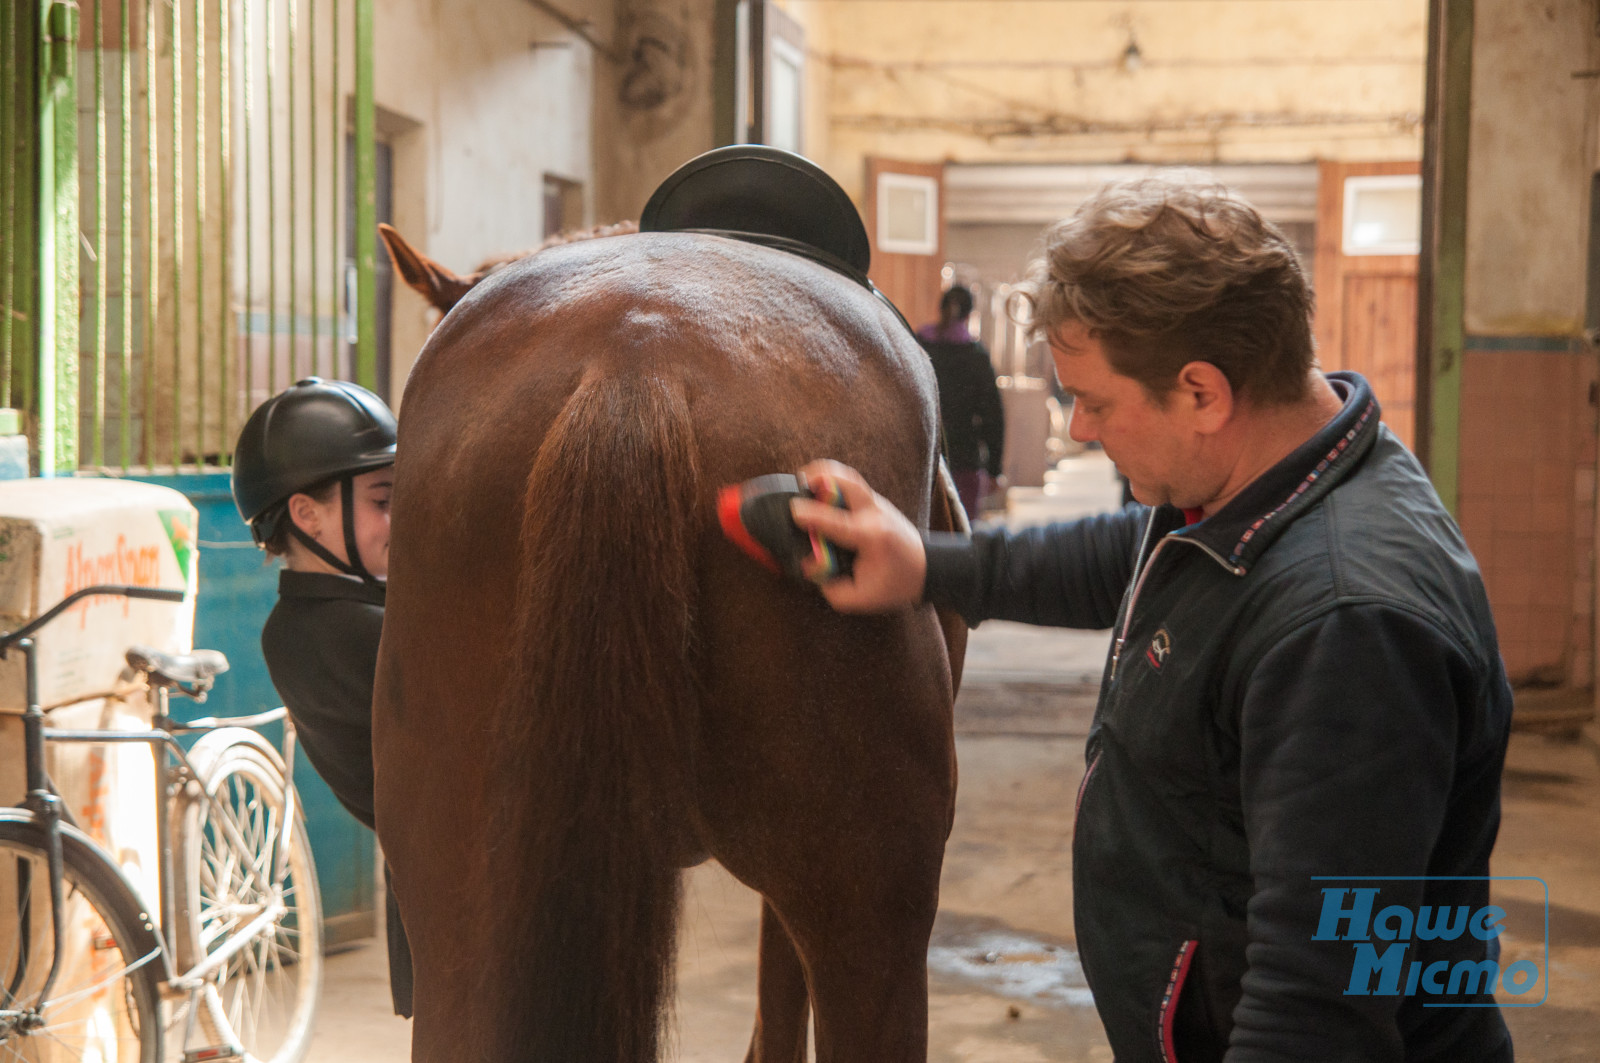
[125,646,230,692]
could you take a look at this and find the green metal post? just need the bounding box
[1,3,12,411]
[220,0,233,460]
[330,0,339,378]
[1421,0,1473,514]
[268,0,279,392]
[170,0,182,467]
[196,0,208,465]
[244,0,255,424]
[145,0,158,467]
[120,0,132,469]
[309,0,318,375]
[3,0,40,417]
[288,0,298,381]
[92,0,106,468]
[37,0,79,475]
[353,0,375,390]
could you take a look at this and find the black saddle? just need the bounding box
[640,145,913,335]
[126,645,230,693]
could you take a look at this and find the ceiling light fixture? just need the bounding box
[1122,33,1143,73]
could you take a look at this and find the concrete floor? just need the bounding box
[303,452,1600,1061]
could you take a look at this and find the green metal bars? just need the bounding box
[40,0,80,475]
[2,3,40,423]
[1,0,374,474]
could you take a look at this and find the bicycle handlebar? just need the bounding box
[0,585,189,653]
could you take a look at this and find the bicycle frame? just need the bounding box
[42,691,301,991]
[0,584,185,1011]
[0,582,303,1024]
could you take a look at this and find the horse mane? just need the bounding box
[380,220,641,315]
[469,220,641,279]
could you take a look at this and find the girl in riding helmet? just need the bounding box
[231,377,412,1018]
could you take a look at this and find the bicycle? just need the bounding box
[0,583,323,1063]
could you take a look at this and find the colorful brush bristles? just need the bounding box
[810,477,845,508]
[807,535,844,583]
[717,471,856,584]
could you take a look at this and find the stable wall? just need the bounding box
[1452,0,1600,691]
[778,0,1427,203]
[591,0,722,225]
[1462,0,1595,338]
[376,0,724,389]
[375,0,607,393]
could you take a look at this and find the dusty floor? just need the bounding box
[306,721,1600,1063]
[305,726,1109,1063]
[303,453,1600,1061]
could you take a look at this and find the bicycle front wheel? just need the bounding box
[0,813,163,1063]
[171,733,323,1063]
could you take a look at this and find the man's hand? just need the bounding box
[789,460,927,614]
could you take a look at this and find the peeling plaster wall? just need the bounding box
[1462,0,1599,337]
[375,0,607,391]
[1452,0,1600,691]
[777,0,1427,203]
[592,0,721,223]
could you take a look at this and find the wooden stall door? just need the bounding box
[1313,160,1421,450]
[865,157,945,332]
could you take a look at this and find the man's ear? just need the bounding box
[286,492,323,540]
[1176,361,1234,434]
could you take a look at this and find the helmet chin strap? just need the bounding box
[288,477,380,584]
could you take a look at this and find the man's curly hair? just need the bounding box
[1021,173,1315,407]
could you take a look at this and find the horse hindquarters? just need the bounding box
[485,368,701,1063]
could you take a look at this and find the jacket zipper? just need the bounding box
[1073,750,1103,826]
[1108,531,1246,682]
[1159,939,1199,1063]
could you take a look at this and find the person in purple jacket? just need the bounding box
[917,284,1006,520]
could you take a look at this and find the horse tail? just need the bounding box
[487,367,700,1062]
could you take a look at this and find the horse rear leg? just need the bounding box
[698,554,956,1062]
[715,699,949,1063]
[773,872,939,1063]
[745,900,811,1063]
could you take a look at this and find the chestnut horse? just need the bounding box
[373,223,967,1062]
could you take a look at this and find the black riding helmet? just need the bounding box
[232,378,397,583]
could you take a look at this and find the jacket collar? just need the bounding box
[278,568,387,606]
[1158,371,1381,574]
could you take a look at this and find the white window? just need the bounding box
[1342,175,1422,256]
[877,173,939,256]
[768,37,804,155]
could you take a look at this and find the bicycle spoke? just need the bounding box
[0,830,158,1063]
[172,746,321,1063]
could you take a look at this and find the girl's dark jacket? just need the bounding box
[261,571,413,1018]
[924,373,1514,1063]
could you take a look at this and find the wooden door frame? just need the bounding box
[1313,160,1422,371]
[865,157,945,331]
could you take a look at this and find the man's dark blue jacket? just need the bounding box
[924,373,1515,1062]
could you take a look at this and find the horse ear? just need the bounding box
[378,223,477,315]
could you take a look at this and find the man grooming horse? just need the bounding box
[792,174,1515,1062]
